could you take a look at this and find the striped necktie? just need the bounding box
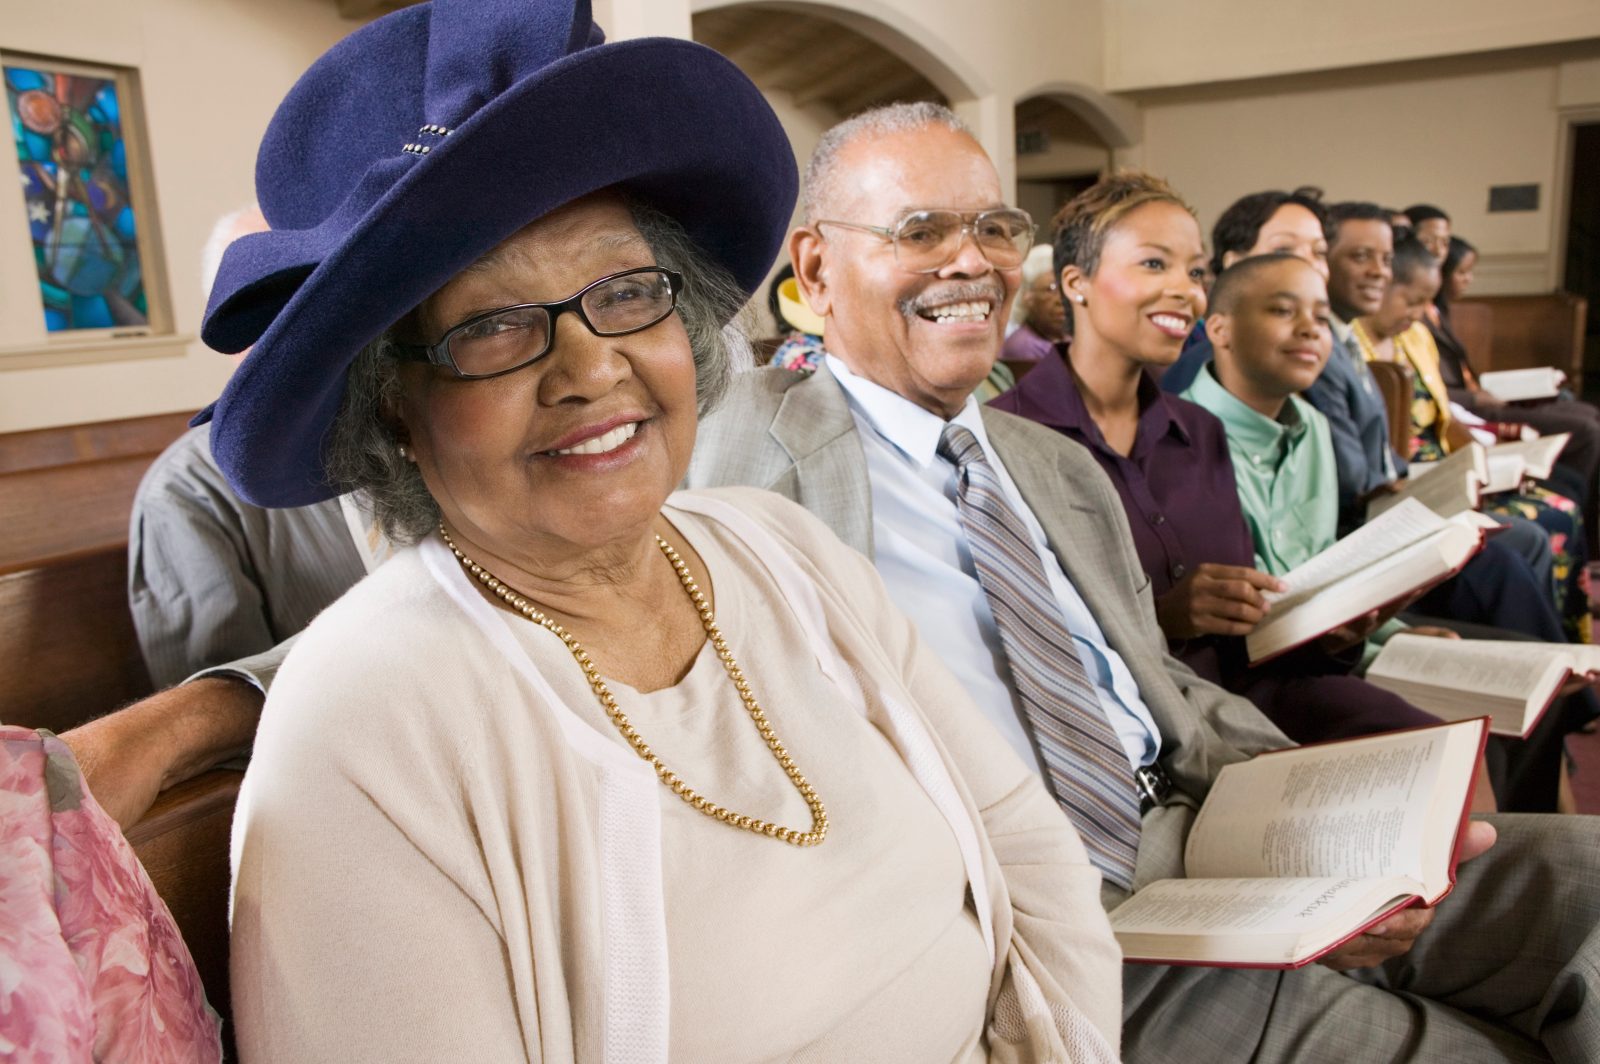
[938,423,1141,889]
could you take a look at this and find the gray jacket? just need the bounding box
[686,364,1289,906]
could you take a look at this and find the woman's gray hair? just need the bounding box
[324,199,750,544]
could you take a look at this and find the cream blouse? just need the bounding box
[229,487,1121,1063]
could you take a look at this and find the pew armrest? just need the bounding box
[1366,360,1415,458]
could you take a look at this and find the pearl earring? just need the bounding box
[1073,294,1086,305]
[397,444,409,460]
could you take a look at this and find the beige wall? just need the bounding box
[690,0,1107,197]
[1,0,1111,432]
[754,87,840,335]
[0,0,355,432]
[5,0,1599,431]
[1119,45,1600,296]
[1105,0,1600,91]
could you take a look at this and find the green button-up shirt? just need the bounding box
[1182,365,1338,575]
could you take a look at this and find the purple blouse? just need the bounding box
[1000,323,1058,366]
[990,348,1436,741]
[989,346,1255,600]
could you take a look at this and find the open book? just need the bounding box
[1368,443,1485,521]
[1479,367,1563,403]
[1367,633,1600,737]
[1408,435,1568,497]
[1489,433,1568,481]
[1109,719,1488,968]
[1247,499,1490,663]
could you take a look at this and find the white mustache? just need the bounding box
[899,283,1006,320]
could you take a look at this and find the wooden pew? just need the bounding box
[0,547,152,735]
[0,411,238,1052]
[1366,359,1415,458]
[1455,292,1589,382]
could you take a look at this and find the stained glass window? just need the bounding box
[5,61,148,333]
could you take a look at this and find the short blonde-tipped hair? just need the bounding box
[1052,170,1194,280]
[1050,170,1195,334]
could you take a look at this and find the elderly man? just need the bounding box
[686,102,1600,1061]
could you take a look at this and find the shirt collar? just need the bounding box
[1328,312,1354,345]
[824,352,992,469]
[1008,346,1191,454]
[1186,363,1306,465]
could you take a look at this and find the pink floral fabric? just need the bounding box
[0,726,221,1062]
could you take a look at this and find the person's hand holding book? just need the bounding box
[1154,564,1285,640]
[1317,820,1497,971]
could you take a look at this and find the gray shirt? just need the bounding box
[128,424,364,689]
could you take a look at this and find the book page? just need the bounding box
[1567,644,1600,675]
[1367,634,1562,700]
[1248,520,1481,663]
[1483,453,1526,494]
[1267,499,1446,609]
[1479,368,1561,403]
[1490,433,1569,480]
[1185,728,1454,883]
[1109,876,1405,938]
[1368,443,1485,520]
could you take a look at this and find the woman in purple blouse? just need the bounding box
[990,171,1443,747]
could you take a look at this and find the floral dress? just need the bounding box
[1405,371,1590,641]
[0,727,223,1062]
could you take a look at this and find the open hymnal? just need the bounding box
[1479,367,1563,403]
[1489,433,1569,481]
[1366,633,1600,737]
[1109,719,1488,968]
[1368,443,1486,521]
[1406,435,1568,497]
[1247,499,1489,663]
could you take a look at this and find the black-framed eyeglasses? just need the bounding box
[814,207,1036,274]
[392,266,684,380]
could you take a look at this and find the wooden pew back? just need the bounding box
[1366,360,1416,457]
[1456,292,1589,381]
[0,412,238,1050]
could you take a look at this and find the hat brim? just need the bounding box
[201,37,796,508]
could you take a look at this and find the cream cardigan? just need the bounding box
[229,488,1122,1062]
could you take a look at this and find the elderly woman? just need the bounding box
[999,244,1068,378]
[204,1,1121,1061]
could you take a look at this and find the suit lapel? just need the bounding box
[982,408,1123,603]
[768,366,875,556]
[972,403,1248,809]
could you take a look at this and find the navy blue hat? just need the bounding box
[198,0,797,507]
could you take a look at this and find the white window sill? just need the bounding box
[0,333,194,371]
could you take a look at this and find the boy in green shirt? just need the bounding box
[1184,253,1451,650]
[1181,253,1338,571]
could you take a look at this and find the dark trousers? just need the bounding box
[1412,535,1567,641]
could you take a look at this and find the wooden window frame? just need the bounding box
[0,51,184,369]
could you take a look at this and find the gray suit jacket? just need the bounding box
[687,365,1289,904]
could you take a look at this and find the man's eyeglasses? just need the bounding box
[393,267,683,379]
[814,208,1036,274]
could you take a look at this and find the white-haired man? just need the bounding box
[687,101,1600,1062]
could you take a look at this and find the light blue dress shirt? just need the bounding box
[824,355,1163,775]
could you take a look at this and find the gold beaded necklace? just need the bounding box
[439,524,829,847]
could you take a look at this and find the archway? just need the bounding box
[692,1,981,339]
[1012,86,1138,231]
